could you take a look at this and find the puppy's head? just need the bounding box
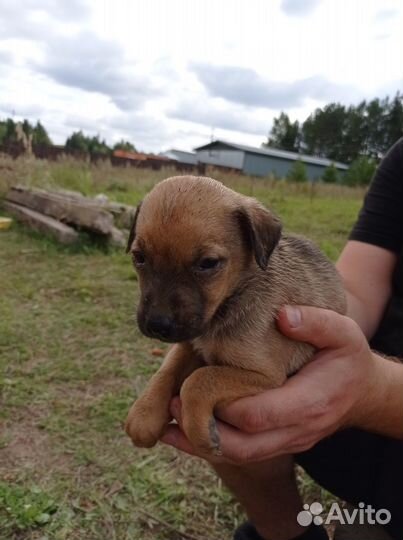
[127,176,281,342]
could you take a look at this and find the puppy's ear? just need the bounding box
[126,202,142,253]
[235,202,282,270]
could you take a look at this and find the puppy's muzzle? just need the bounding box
[146,315,175,340]
[140,312,204,343]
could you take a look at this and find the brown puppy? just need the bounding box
[125,175,346,533]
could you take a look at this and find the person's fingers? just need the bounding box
[160,424,198,456]
[162,399,331,462]
[161,419,307,463]
[215,387,301,432]
[219,353,354,432]
[277,305,364,351]
[215,358,338,433]
[217,420,321,463]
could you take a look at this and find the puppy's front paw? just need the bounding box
[125,399,170,448]
[181,411,222,457]
[180,375,222,456]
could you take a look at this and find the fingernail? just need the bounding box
[285,306,302,328]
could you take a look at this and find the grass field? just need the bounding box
[0,155,365,540]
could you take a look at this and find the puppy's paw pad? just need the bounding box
[125,419,160,448]
[125,409,164,448]
[125,398,170,448]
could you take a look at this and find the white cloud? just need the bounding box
[190,63,359,109]
[169,97,272,136]
[31,31,161,111]
[281,0,321,16]
[375,7,399,21]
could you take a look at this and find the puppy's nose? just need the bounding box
[146,316,174,339]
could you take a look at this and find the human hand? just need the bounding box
[161,305,385,463]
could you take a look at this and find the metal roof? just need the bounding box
[194,140,349,170]
[161,149,198,164]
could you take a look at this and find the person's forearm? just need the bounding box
[356,352,403,439]
[343,289,376,339]
[337,241,396,340]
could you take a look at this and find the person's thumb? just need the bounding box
[277,305,360,350]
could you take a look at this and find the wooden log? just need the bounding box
[47,188,85,200]
[103,203,136,229]
[6,186,114,234]
[108,226,127,248]
[44,188,136,229]
[3,201,79,245]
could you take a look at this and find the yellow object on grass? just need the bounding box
[0,217,12,230]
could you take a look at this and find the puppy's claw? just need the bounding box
[209,416,221,453]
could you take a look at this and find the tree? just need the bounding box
[301,103,347,161]
[342,156,377,186]
[4,118,18,144]
[88,135,110,156]
[287,160,308,182]
[363,97,388,157]
[384,93,403,150]
[342,101,367,163]
[0,120,8,144]
[113,139,136,152]
[65,130,89,153]
[22,119,33,138]
[32,121,52,146]
[264,112,300,152]
[65,131,111,156]
[322,163,339,183]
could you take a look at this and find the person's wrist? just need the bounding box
[350,352,395,433]
[347,352,386,430]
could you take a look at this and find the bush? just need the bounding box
[322,163,339,183]
[343,156,377,186]
[287,160,308,182]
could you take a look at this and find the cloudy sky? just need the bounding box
[0,0,402,152]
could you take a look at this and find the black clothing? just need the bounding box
[350,138,403,357]
[234,522,329,540]
[350,138,403,254]
[297,138,403,540]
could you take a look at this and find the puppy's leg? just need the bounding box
[213,458,305,540]
[125,342,203,448]
[179,366,284,455]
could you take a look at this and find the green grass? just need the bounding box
[0,482,58,531]
[0,156,363,539]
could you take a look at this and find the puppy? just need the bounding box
[124,175,346,532]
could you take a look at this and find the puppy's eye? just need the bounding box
[132,251,146,267]
[196,257,221,272]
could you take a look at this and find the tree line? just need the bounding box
[2,92,402,185]
[285,158,378,186]
[0,118,52,147]
[264,93,403,164]
[0,118,136,155]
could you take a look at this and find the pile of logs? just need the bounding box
[2,186,136,247]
